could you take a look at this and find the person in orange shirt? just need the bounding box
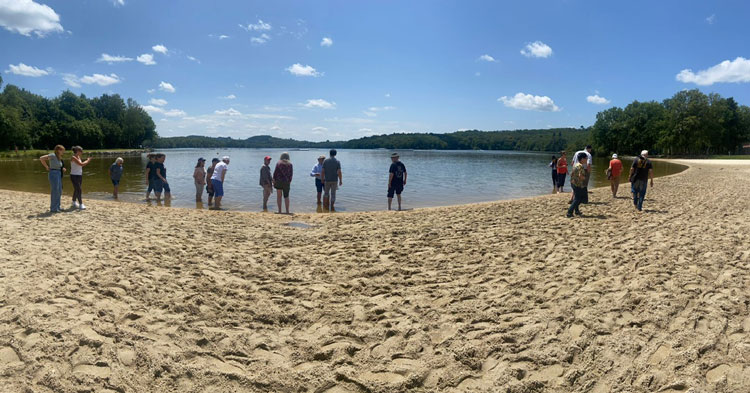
[556,151,568,193]
[607,153,623,197]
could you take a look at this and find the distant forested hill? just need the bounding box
[152,128,590,153]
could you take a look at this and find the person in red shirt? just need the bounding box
[556,151,568,193]
[607,153,623,197]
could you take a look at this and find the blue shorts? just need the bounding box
[315,178,323,193]
[211,179,224,197]
[111,179,120,186]
[153,179,170,193]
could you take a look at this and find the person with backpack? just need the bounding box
[629,150,654,211]
[387,152,407,210]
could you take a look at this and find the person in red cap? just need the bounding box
[259,155,273,210]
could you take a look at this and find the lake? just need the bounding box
[0,149,687,212]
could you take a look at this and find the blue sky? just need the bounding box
[2,0,750,141]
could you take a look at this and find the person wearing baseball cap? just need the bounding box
[607,153,623,197]
[194,157,207,202]
[259,155,273,211]
[388,152,407,210]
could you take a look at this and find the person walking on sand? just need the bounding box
[556,151,568,193]
[144,154,157,200]
[310,155,325,205]
[194,158,206,202]
[273,152,293,214]
[206,158,219,206]
[567,153,588,218]
[607,153,623,197]
[629,150,654,212]
[39,145,66,213]
[570,145,593,204]
[108,157,124,199]
[548,155,558,193]
[388,152,407,210]
[260,156,273,210]
[70,146,91,210]
[153,153,171,201]
[320,149,342,211]
[210,156,230,210]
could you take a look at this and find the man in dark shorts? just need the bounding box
[145,153,157,200]
[388,152,407,210]
[629,150,654,211]
[206,158,219,206]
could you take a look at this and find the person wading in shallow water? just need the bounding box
[387,152,407,210]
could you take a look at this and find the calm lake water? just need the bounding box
[0,149,687,212]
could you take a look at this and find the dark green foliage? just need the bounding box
[0,83,156,150]
[593,89,750,156]
[154,128,591,153]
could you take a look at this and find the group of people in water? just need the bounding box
[39,147,409,214]
[548,145,655,217]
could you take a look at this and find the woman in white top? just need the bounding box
[70,146,91,209]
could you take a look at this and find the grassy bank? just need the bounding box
[0,148,151,159]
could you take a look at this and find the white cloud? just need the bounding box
[137,53,156,65]
[159,81,175,93]
[62,73,120,87]
[187,55,200,63]
[586,94,611,105]
[676,57,750,86]
[240,19,271,31]
[321,37,333,47]
[219,34,228,40]
[0,0,64,37]
[112,0,124,6]
[270,126,281,131]
[251,33,270,44]
[520,41,553,58]
[706,14,716,24]
[152,44,168,54]
[143,105,186,117]
[478,54,496,62]
[286,63,321,77]
[303,98,336,109]
[363,111,377,117]
[384,93,391,98]
[214,108,242,116]
[311,126,328,134]
[149,98,168,106]
[498,92,560,112]
[97,53,133,63]
[62,73,80,87]
[221,94,236,100]
[368,106,396,112]
[5,62,49,77]
[147,88,155,94]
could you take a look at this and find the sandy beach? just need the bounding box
[1,159,749,392]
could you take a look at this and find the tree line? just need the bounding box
[592,89,750,156]
[0,76,157,150]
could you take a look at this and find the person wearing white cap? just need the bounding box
[628,150,654,211]
[607,153,623,197]
[210,156,230,210]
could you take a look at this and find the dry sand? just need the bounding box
[1,160,750,393]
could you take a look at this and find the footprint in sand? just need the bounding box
[0,347,23,367]
[648,345,671,365]
[72,364,112,378]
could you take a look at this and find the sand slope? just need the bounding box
[1,161,750,392]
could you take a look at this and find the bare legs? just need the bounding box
[388,195,402,211]
[276,189,290,214]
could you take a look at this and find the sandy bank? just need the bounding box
[1,160,750,392]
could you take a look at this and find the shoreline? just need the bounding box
[2,160,750,392]
[0,148,151,160]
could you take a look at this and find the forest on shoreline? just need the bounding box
[0,76,156,151]
[2,77,748,157]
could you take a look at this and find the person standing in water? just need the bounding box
[259,156,273,210]
[211,156,230,210]
[387,152,407,211]
[548,155,558,193]
[153,153,171,201]
[70,146,91,210]
[320,149,342,212]
[206,158,219,206]
[39,145,66,213]
[273,152,293,214]
[556,151,568,193]
[144,154,157,200]
[108,157,124,198]
[194,158,206,202]
[310,155,325,205]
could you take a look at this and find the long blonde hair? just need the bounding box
[280,152,290,161]
[53,145,65,158]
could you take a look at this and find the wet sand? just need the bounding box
[1,160,749,392]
